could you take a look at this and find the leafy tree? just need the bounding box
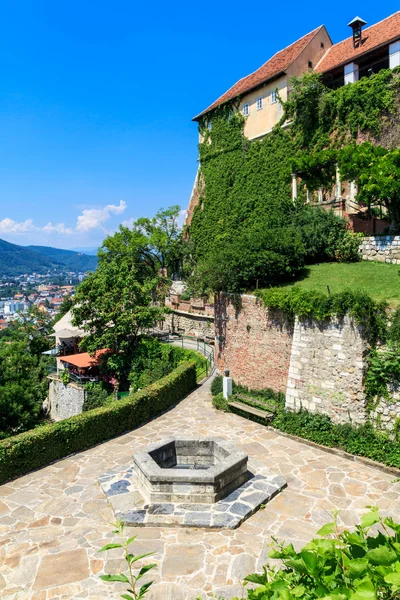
[0,309,52,437]
[72,253,168,380]
[339,143,400,228]
[72,206,184,379]
[99,205,183,280]
[135,205,183,275]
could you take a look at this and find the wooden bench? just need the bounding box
[235,394,276,413]
[228,400,274,421]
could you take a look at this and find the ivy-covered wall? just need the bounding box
[215,290,400,431]
[188,70,400,269]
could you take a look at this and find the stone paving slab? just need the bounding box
[99,459,286,529]
[0,379,400,599]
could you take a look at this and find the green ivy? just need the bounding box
[255,287,387,345]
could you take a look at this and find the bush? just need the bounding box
[0,361,197,484]
[334,230,363,262]
[273,408,400,468]
[212,392,229,411]
[211,375,223,396]
[82,382,113,411]
[292,206,351,264]
[128,336,208,391]
[242,507,400,600]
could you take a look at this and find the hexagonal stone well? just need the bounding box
[98,437,287,529]
[133,437,248,504]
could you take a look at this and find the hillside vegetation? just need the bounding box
[0,238,97,276]
[272,262,400,307]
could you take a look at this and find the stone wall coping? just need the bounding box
[360,236,400,242]
[266,425,400,477]
[171,309,215,321]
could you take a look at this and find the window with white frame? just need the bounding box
[243,103,249,116]
[271,90,278,104]
[256,97,263,110]
[207,121,212,131]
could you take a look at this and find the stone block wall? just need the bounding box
[163,311,214,340]
[214,294,293,393]
[371,382,400,433]
[359,236,400,263]
[285,316,367,425]
[48,377,85,421]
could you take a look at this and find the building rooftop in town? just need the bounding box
[316,11,400,73]
[193,26,325,121]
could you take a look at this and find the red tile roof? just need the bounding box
[59,349,111,369]
[316,11,400,73]
[193,26,324,120]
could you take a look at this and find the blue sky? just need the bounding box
[0,1,398,249]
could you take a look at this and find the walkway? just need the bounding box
[1,381,399,600]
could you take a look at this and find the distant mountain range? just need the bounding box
[0,238,98,277]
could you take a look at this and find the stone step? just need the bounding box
[228,400,274,421]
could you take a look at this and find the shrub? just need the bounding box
[211,376,223,396]
[292,207,348,264]
[212,392,229,412]
[0,361,196,484]
[82,382,113,411]
[242,507,400,600]
[334,230,363,262]
[128,336,208,391]
[273,408,400,468]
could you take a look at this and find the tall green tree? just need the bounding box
[72,205,184,380]
[0,309,52,437]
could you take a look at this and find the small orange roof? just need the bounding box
[193,26,324,120]
[316,11,400,73]
[59,348,110,369]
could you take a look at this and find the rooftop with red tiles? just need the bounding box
[193,26,324,121]
[316,11,400,73]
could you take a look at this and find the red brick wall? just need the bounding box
[214,294,293,392]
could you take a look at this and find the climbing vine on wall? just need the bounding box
[188,70,398,292]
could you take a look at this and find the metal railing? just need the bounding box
[46,364,101,385]
[147,329,215,381]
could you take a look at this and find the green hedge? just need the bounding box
[273,409,400,468]
[0,361,197,484]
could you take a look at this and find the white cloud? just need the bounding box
[0,217,73,235]
[76,200,127,233]
[42,222,73,234]
[0,201,128,241]
[121,217,135,228]
[0,218,36,233]
[177,209,187,228]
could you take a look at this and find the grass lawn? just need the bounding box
[278,262,400,306]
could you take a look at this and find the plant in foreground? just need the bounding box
[238,507,400,599]
[99,520,156,599]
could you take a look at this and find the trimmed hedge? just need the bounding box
[0,361,196,484]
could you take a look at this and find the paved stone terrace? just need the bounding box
[1,380,400,600]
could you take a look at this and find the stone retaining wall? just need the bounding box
[285,316,367,425]
[359,236,400,263]
[371,382,400,434]
[163,311,214,340]
[48,377,85,421]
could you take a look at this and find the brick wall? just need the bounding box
[214,294,293,393]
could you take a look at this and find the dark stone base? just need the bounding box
[98,458,286,530]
